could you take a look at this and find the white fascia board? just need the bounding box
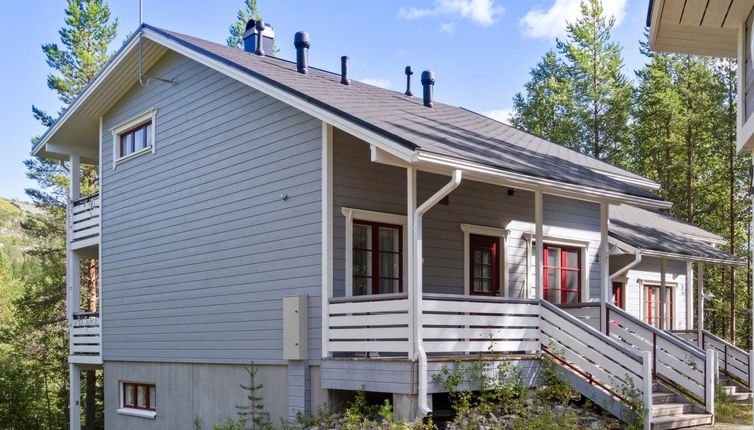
[595,169,660,191]
[414,151,672,210]
[32,35,142,157]
[142,28,416,163]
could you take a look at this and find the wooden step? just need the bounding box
[727,391,753,402]
[653,392,680,404]
[650,413,713,430]
[651,402,695,418]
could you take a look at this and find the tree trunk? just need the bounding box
[85,370,96,430]
[728,79,736,343]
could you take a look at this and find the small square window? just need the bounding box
[118,121,152,158]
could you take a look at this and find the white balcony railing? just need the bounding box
[70,311,102,363]
[69,193,100,249]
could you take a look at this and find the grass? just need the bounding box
[715,384,753,426]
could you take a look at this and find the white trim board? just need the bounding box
[341,207,408,297]
[460,224,508,296]
[111,108,157,169]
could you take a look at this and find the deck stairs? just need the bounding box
[549,302,716,429]
[671,329,753,404]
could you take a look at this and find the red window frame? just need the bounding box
[122,382,156,411]
[469,234,499,296]
[542,244,581,304]
[612,281,624,309]
[352,220,403,295]
[119,121,152,158]
[644,285,672,329]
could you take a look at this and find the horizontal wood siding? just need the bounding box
[100,51,322,364]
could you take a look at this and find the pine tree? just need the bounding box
[20,1,118,428]
[557,0,632,163]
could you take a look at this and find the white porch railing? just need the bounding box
[605,304,715,413]
[421,294,540,354]
[327,294,411,355]
[69,192,100,249]
[70,311,102,360]
[540,300,652,418]
[673,329,751,389]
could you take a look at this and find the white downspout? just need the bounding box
[414,169,462,417]
[608,250,642,285]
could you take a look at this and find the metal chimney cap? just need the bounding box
[245,19,256,31]
[255,20,265,31]
[294,31,310,48]
[421,70,435,84]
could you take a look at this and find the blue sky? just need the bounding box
[0,0,649,201]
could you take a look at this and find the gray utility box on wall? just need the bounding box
[283,295,308,360]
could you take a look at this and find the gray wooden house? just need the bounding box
[31,20,750,430]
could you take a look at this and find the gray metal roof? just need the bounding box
[609,204,742,265]
[147,25,663,202]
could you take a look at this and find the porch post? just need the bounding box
[407,166,417,359]
[686,261,694,330]
[600,202,609,333]
[67,155,81,323]
[320,122,333,358]
[698,262,705,348]
[69,363,80,430]
[534,190,544,300]
[659,258,667,330]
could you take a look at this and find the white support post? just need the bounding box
[534,190,544,300]
[600,202,609,333]
[320,122,333,358]
[69,363,81,430]
[70,155,80,201]
[698,262,705,348]
[686,261,693,330]
[641,351,652,430]
[660,258,667,330]
[406,166,416,359]
[705,348,716,415]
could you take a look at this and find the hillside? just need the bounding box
[0,197,38,323]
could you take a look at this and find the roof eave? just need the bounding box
[414,151,671,209]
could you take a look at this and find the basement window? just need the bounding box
[112,109,157,167]
[117,381,156,419]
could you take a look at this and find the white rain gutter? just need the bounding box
[609,249,642,283]
[414,169,462,417]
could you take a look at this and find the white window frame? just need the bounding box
[111,108,157,168]
[117,380,157,419]
[342,207,407,297]
[638,280,678,330]
[460,224,507,296]
[525,233,591,302]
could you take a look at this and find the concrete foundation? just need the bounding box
[393,393,433,422]
[104,361,289,430]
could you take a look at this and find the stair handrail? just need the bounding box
[541,300,643,362]
[606,303,706,360]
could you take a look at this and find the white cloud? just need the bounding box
[439,22,457,35]
[359,78,393,89]
[520,0,627,40]
[484,108,515,125]
[398,0,504,27]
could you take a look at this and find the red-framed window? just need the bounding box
[122,382,156,411]
[612,281,624,309]
[119,121,152,158]
[542,244,581,304]
[469,234,499,295]
[352,220,402,295]
[643,285,672,329]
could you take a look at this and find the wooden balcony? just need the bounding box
[69,193,100,251]
[70,311,102,364]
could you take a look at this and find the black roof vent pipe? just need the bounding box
[294,31,310,74]
[404,66,413,96]
[340,56,351,85]
[421,70,434,108]
[254,20,266,56]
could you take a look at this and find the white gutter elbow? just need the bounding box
[609,249,642,283]
[413,169,462,418]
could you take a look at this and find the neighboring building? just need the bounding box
[32,19,749,430]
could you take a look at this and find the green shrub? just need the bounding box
[536,354,579,405]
